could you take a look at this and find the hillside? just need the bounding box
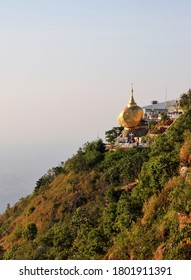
[1,92,191,260]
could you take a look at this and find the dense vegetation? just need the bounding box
[1,90,191,260]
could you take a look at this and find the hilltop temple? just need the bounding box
[117,87,148,142]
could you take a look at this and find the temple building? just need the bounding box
[117,87,148,143]
[142,99,179,119]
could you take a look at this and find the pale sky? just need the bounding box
[0,0,191,147]
[0,0,191,212]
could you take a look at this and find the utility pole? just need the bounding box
[165,85,168,111]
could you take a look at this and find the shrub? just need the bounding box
[64,139,106,172]
[180,131,191,165]
[23,223,38,241]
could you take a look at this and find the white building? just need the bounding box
[142,99,179,119]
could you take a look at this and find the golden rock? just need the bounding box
[118,89,143,129]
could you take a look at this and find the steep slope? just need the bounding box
[0,103,191,260]
[0,142,149,259]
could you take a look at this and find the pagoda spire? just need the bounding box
[128,83,137,107]
[131,82,134,96]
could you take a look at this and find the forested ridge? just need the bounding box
[1,91,191,260]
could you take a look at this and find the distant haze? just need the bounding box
[0,0,190,213]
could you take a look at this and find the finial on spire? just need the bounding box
[131,82,134,96]
[128,83,137,108]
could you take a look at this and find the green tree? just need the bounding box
[23,223,38,241]
[105,127,123,144]
[180,89,191,109]
[64,139,106,172]
[115,193,141,231]
[0,245,5,259]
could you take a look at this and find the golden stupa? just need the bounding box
[118,87,143,129]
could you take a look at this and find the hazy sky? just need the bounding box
[0,0,191,147]
[0,0,191,212]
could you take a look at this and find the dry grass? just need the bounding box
[141,176,182,225]
[180,132,191,164]
[0,170,98,250]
